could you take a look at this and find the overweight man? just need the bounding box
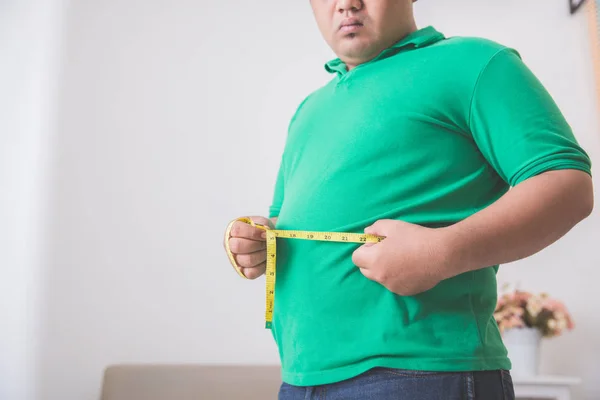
[223,1,594,398]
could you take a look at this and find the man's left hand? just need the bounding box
[352,219,456,296]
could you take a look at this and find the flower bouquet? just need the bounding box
[494,289,575,338]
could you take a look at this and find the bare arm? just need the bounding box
[443,169,594,277]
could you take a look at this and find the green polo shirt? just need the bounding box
[267,26,591,386]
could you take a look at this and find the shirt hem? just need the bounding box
[281,356,512,387]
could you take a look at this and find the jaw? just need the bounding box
[334,34,381,66]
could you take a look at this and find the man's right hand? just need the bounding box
[224,216,276,280]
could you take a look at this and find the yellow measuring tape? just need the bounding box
[224,217,384,329]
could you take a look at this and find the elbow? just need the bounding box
[556,169,595,222]
[583,188,594,219]
[579,174,594,220]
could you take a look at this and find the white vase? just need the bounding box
[502,327,542,378]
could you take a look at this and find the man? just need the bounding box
[224,0,594,398]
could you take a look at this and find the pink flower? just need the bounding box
[508,316,524,329]
[527,296,543,317]
[496,298,506,308]
[515,291,532,304]
[512,307,524,317]
[541,298,562,312]
[495,287,575,338]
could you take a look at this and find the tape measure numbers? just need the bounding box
[224,217,385,329]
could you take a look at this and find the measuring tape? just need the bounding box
[224,217,384,329]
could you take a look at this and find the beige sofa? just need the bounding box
[100,364,282,400]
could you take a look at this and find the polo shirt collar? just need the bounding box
[325,26,445,75]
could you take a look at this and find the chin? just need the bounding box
[337,40,376,63]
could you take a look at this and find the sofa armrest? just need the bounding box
[100,364,281,400]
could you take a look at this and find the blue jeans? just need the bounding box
[279,368,515,400]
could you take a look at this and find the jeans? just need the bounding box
[278,368,515,400]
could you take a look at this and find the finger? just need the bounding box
[351,244,377,269]
[229,221,266,241]
[228,238,266,254]
[249,216,274,228]
[241,263,266,280]
[364,219,395,236]
[357,265,377,282]
[235,250,267,268]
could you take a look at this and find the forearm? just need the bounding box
[442,169,594,277]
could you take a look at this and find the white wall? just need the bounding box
[30,0,600,399]
[0,1,65,400]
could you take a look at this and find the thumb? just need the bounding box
[364,219,396,236]
[352,243,378,269]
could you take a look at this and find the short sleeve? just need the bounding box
[268,157,285,218]
[469,48,592,186]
